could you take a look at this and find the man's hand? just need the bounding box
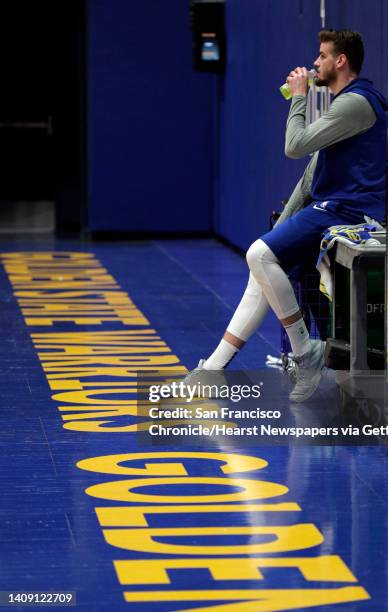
[287,67,309,97]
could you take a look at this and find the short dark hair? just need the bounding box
[319,29,364,74]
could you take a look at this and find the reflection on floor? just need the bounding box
[0,237,386,612]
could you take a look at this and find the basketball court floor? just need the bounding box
[0,236,387,611]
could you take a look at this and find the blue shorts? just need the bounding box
[260,201,365,271]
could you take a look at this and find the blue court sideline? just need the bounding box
[0,237,387,612]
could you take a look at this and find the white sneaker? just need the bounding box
[176,359,208,392]
[165,359,224,400]
[289,340,326,403]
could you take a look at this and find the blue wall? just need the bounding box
[88,0,215,233]
[215,0,388,251]
[326,0,387,98]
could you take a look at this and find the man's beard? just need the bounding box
[315,66,336,87]
[315,76,328,86]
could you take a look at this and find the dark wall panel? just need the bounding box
[88,0,214,233]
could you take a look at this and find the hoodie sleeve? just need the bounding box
[275,152,318,225]
[285,92,376,159]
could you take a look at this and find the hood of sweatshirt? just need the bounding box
[335,77,388,113]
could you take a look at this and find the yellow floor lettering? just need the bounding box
[85,475,288,503]
[123,587,370,610]
[114,555,357,584]
[77,452,268,476]
[96,503,301,527]
[103,524,323,555]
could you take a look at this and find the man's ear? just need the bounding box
[336,53,347,69]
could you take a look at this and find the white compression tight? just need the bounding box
[219,239,301,342]
[204,238,308,369]
[227,273,269,342]
[245,238,300,320]
[204,273,269,369]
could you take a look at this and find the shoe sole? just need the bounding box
[289,342,326,403]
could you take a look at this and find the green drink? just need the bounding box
[280,70,316,100]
